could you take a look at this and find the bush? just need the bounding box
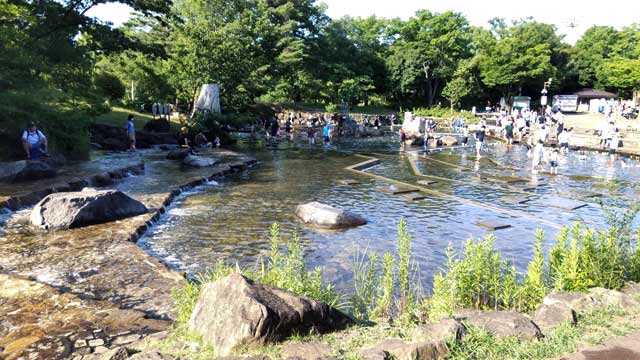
[411,107,480,123]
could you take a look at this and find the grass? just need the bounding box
[446,306,640,360]
[157,214,640,359]
[92,106,184,130]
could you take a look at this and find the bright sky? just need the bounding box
[87,0,640,44]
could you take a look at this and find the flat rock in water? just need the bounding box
[30,190,148,230]
[533,197,588,211]
[476,220,512,231]
[402,192,427,201]
[417,180,438,186]
[182,154,220,168]
[337,179,360,185]
[375,185,418,194]
[166,148,191,160]
[501,195,531,204]
[295,202,367,229]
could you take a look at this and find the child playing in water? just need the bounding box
[462,125,469,146]
[548,145,560,174]
[531,140,546,174]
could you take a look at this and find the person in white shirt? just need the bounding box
[22,122,48,159]
[531,140,547,173]
[610,129,620,161]
[558,128,571,153]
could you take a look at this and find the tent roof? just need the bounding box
[573,88,617,99]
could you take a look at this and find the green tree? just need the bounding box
[573,26,620,88]
[597,58,640,97]
[386,10,472,107]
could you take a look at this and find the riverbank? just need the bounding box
[0,149,257,359]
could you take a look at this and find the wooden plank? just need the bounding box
[476,221,512,231]
[402,192,427,201]
[376,186,419,195]
[337,179,360,185]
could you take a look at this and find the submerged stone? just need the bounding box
[295,202,367,229]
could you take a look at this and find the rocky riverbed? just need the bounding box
[0,149,257,360]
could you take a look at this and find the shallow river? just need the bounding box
[137,136,640,291]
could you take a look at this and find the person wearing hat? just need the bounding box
[22,122,48,159]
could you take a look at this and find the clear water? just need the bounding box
[137,138,640,291]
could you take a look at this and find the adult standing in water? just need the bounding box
[399,128,407,151]
[503,119,514,146]
[22,122,48,159]
[610,128,620,161]
[126,114,136,152]
[474,125,486,158]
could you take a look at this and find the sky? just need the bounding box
[87,0,640,44]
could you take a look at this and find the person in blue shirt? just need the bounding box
[126,115,136,151]
[21,122,48,159]
[323,122,333,146]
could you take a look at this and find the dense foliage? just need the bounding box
[3,0,640,159]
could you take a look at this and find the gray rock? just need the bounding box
[532,303,576,334]
[188,273,353,356]
[622,282,640,298]
[359,339,448,360]
[440,136,458,147]
[11,160,58,183]
[412,318,465,343]
[458,310,541,340]
[589,287,640,310]
[31,190,148,230]
[281,342,334,359]
[92,172,115,187]
[182,154,220,168]
[295,202,366,229]
[166,148,191,160]
[0,160,27,182]
[543,291,601,313]
[129,351,175,360]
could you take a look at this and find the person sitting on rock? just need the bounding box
[194,131,212,148]
[22,122,48,159]
[178,127,192,148]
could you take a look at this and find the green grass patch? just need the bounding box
[93,106,183,131]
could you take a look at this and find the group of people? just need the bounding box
[125,114,220,153]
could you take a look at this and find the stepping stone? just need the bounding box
[376,186,418,195]
[337,179,360,185]
[501,195,531,204]
[402,192,426,201]
[533,197,588,211]
[476,220,512,231]
[417,180,438,186]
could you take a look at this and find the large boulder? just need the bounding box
[532,303,576,334]
[295,202,366,229]
[188,273,353,356]
[30,190,148,230]
[589,287,640,311]
[543,291,601,313]
[359,339,448,360]
[412,318,465,343]
[11,160,58,183]
[0,160,27,182]
[182,154,220,168]
[457,310,541,340]
[166,148,191,160]
[143,118,171,133]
